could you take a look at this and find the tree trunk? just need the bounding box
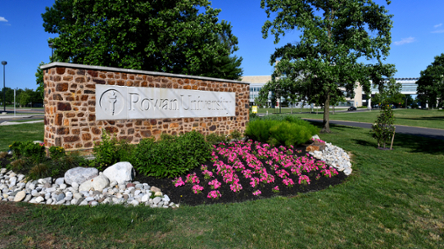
[321,94,331,133]
[300,100,304,113]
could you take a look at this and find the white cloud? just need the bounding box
[0,17,7,22]
[434,23,442,28]
[393,37,415,46]
[432,29,444,33]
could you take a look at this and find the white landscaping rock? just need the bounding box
[14,191,26,202]
[64,167,99,185]
[55,177,65,185]
[79,174,110,192]
[103,162,135,185]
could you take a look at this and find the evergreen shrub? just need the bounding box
[132,130,212,178]
[245,115,319,146]
[90,131,136,170]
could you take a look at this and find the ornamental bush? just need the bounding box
[371,104,395,149]
[9,141,46,164]
[90,131,136,170]
[132,130,212,178]
[245,115,319,146]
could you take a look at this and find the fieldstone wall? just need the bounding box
[41,63,249,152]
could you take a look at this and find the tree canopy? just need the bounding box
[260,0,395,132]
[42,0,242,80]
[416,53,444,108]
[371,78,403,107]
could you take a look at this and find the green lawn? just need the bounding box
[267,109,444,130]
[1,123,443,248]
[0,123,44,151]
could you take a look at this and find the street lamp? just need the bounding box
[1,61,7,113]
[48,42,54,59]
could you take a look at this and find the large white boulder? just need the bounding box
[64,167,98,185]
[103,162,135,185]
[79,174,110,192]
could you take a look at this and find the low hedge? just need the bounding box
[245,115,319,146]
[131,131,212,178]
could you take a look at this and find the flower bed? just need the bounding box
[1,138,349,207]
[133,139,348,206]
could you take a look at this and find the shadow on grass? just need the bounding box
[306,120,444,155]
[339,125,443,155]
[397,116,444,121]
[391,133,444,155]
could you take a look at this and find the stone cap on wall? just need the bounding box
[41,62,251,85]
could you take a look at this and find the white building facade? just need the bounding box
[242,76,419,108]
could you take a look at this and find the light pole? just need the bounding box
[48,42,54,59]
[1,61,7,113]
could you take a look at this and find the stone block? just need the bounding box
[64,136,80,143]
[57,102,71,111]
[56,83,69,92]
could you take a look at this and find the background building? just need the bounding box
[241,76,418,108]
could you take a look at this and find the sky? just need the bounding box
[0,0,443,91]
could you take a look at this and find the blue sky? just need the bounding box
[1,0,443,91]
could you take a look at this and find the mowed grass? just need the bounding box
[268,109,444,130]
[1,123,444,248]
[0,122,44,151]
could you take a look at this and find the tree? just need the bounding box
[371,78,402,107]
[42,0,243,80]
[35,62,45,101]
[261,0,395,132]
[18,91,31,108]
[0,87,14,105]
[417,53,444,109]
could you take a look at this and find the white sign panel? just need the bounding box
[96,85,236,120]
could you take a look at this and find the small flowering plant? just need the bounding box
[172,177,185,187]
[207,190,222,199]
[272,186,279,193]
[312,138,325,144]
[192,185,204,194]
[298,175,311,185]
[208,179,222,189]
[252,190,261,196]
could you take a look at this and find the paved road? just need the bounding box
[0,115,44,124]
[303,119,444,140]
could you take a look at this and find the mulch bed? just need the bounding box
[0,141,349,207]
[132,143,348,206]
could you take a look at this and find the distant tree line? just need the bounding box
[0,87,43,108]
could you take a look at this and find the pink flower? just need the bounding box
[172,177,185,187]
[207,190,222,199]
[250,177,260,188]
[298,175,310,185]
[252,190,261,196]
[202,170,214,179]
[283,178,294,187]
[208,179,222,189]
[192,185,204,194]
[230,182,243,192]
[272,186,279,192]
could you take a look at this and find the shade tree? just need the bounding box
[260,0,395,132]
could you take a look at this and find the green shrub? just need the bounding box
[371,104,395,148]
[206,133,229,144]
[90,131,136,170]
[245,115,319,146]
[7,159,27,172]
[9,141,46,164]
[49,146,65,160]
[132,130,212,178]
[230,130,243,141]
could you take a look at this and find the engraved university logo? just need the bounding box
[99,89,124,116]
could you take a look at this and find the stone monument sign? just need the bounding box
[41,62,249,151]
